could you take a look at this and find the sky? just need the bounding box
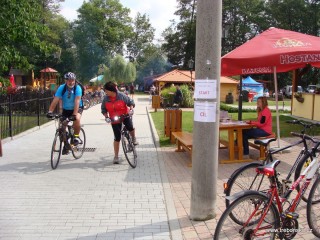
[60,0,179,40]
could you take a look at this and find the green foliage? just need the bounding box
[0,0,54,74]
[160,84,194,108]
[73,0,133,80]
[180,85,194,107]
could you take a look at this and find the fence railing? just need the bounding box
[0,90,54,139]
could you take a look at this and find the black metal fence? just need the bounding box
[0,89,55,139]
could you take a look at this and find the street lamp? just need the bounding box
[188,58,194,83]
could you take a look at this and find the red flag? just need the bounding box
[9,74,16,88]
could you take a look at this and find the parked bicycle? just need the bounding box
[214,133,320,239]
[106,114,137,168]
[224,120,320,212]
[50,114,86,169]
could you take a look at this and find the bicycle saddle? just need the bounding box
[254,138,276,146]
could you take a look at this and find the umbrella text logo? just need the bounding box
[274,38,311,48]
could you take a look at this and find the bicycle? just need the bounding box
[50,114,86,169]
[224,120,320,211]
[107,114,137,168]
[214,133,320,239]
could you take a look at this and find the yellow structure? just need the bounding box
[292,93,320,121]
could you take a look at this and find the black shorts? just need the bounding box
[111,117,134,142]
[62,108,83,118]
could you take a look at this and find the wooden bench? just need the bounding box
[171,131,193,160]
[249,132,276,159]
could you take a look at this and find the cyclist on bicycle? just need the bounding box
[47,72,83,155]
[101,81,138,164]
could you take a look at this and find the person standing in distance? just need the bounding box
[101,81,138,164]
[47,72,83,155]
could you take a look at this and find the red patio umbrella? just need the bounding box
[221,27,320,76]
[221,27,320,147]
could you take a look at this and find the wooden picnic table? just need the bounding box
[219,121,253,164]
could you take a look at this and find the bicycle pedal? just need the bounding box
[286,212,299,219]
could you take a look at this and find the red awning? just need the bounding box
[221,27,320,76]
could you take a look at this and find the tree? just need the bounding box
[73,0,133,80]
[0,0,53,75]
[126,13,155,59]
[161,0,196,68]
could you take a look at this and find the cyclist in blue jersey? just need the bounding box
[47,72,83,154]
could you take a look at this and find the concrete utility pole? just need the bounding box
[190,0,222,220]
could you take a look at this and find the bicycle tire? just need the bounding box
[307,175,320,238]
[121,132,137,168]
[51,131,62,169]
[225,162,267,207]
[72,128,86,159]
[294,153,315,202]
[214,191,280,239]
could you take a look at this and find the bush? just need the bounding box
[160,84,194,108]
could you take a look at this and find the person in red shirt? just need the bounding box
[243,96,272,157]
[101,81,138,164]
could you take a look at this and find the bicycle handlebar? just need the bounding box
[286,120,320,133]
[290,132,320,144]
[106,114,131,123]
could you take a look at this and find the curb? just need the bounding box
[146,107,183,240]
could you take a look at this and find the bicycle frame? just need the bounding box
[247,141,320,237]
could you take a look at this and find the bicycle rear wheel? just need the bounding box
[225,162,267,208]
[214,191,280,239]
[307,175,320,238]
[71,128,86,159]
[51,131,62,169]
[121,132,137,168]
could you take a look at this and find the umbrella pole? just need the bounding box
[273,66,281,148]
[238,75,243,121]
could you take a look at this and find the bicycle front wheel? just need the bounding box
[214,191,280,240]
[51,131,62,169]
[307,175,320,238]
[71,128,86,159]
[121,132,137,168]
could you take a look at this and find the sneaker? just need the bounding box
[132,137,139,145]
[62,146,69,155]
[72,137,82,146]
[113,157,119,164]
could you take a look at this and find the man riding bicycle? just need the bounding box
[101,81,138,164]
[47,72,83,155]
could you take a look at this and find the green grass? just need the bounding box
[150,110,319,147]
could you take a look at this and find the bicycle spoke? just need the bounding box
[215,193,279,239]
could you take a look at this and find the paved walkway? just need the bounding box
[0,95,317,239]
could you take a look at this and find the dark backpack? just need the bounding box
[62,80,85,97]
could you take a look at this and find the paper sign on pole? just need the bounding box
[194,79,217,99]
[194,101,216,122]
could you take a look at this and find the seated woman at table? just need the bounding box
[243,96,272,157]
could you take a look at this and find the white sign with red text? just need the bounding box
[194,101,216,122]
[194,79,217,99]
